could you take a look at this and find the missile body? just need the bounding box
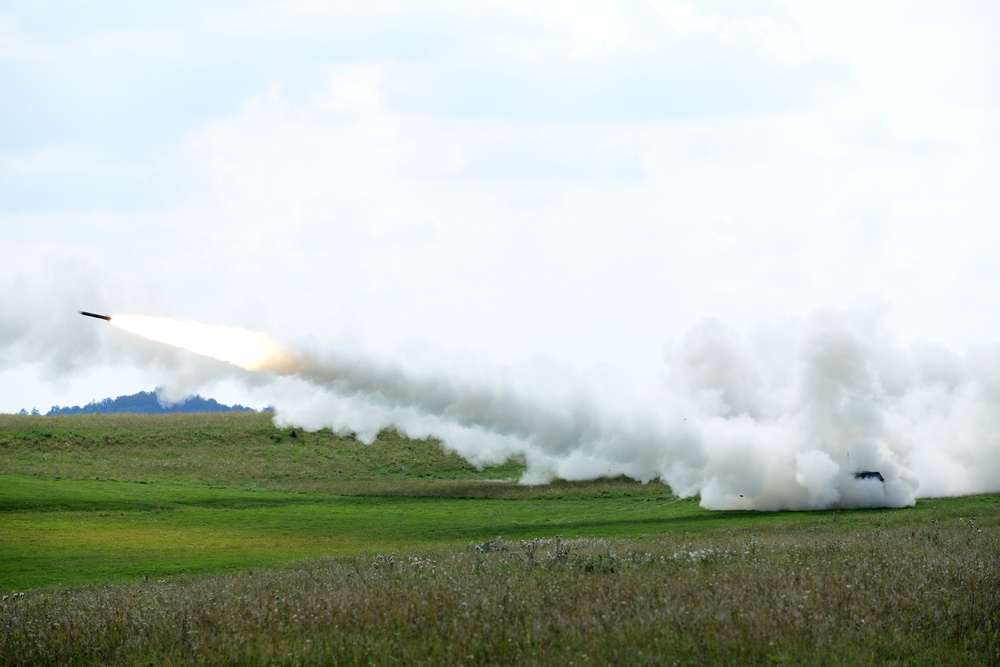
[80,311,112,321]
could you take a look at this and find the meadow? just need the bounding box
[1,412,997,665]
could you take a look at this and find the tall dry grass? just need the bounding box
[2,518,996,666]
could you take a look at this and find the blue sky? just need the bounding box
[1,0,998,413]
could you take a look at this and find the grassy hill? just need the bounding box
[0,411,526,493]
[1,412,997,665]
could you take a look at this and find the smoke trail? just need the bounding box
[255,306,999,510]
[93,304,1000,510]
[276,346,707,491]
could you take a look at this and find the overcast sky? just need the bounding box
[1,0,998,413]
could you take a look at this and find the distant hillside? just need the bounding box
[42,390,258,416]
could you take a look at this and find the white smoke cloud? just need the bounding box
[260,303,999,511]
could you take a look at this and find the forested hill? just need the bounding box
[41,391,258,416]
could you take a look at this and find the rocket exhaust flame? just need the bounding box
[107,314,300,373]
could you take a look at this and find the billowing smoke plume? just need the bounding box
[255,304,998,511]
[1,268,997,510]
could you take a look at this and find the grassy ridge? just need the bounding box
[0,412,526,493]
[1,412,998,664]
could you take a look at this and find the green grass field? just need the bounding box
[1,412,998,665]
